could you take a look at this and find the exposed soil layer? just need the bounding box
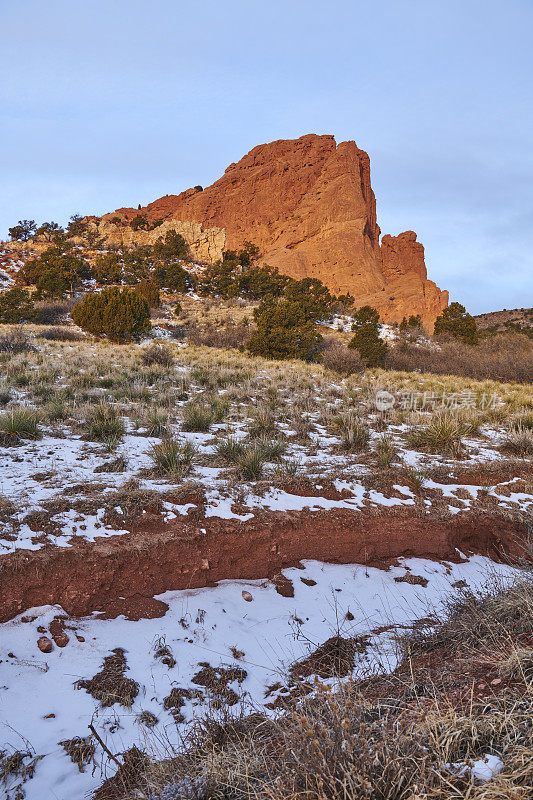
[0,506,527,623]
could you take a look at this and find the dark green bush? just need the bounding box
[71,287,150,343]
[348,305,387,367]
[153,261,191,292]
[8,219,36,241]
[283,277,334,322]
[130,214,148,231]
[134,279,160,308]
[122,247,155,284]
[93,253,123,284]
[0,288,36,323]
[238,265,291,300]
[19,246,90,298]
[247,299,323,362]
[35,221,65,242]
[153,230,190,261]
[199,242,261,297]
[434,302,478,344]
[67,214,87,237]
[199,259,240,297]
[400,314,422,331]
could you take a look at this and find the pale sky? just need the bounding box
[1,0,532,313]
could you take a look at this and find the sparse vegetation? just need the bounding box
[111,574,533,800]
[0,304,531,800]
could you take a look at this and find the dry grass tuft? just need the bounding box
[141,343,175,368]
[109,574,533,800]
[85,402,125,444]
[0,407,41,444]
[148,438,196,479]
[501,426,533,457]
[407,412,473,457]
[334,411,370,451]
[76,648,139,708]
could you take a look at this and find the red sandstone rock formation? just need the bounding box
[102,134,448,328]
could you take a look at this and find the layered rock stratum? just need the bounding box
[97,134,448,327]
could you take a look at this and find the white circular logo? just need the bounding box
[375,390,395,411]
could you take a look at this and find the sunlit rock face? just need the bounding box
[101,134,448,328]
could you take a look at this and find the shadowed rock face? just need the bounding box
[102,134,448,328]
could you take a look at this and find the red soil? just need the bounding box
[0,507,526,623]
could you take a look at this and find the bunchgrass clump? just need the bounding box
[143,408,170,437]
[215,437,245,463]
[399,577,533,658]
[374,434,397,467]
[253,437,287,462]
[85,403,125,444]
[334,412,370,451]
[404,465,428,492]
[407,412,472,457]
[501,425,533,457]
[45,399,70,421]
[512,412,533,430]
[236,444,267,480]
[149,438,196,477]
[0,407,41,444]
[247,405,277,439]
[182,400,227,433]
[274,458,300,478]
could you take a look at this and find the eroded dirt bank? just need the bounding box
[0,507,527,622]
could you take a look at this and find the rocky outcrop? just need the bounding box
[101,134,448,328]
[90,218,225,264]
[371,231,449,325]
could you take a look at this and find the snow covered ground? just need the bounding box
[0,336,531,798]
[1,419,530,555]
[0,554,522,800]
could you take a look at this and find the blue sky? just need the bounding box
[1,0,532,313]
